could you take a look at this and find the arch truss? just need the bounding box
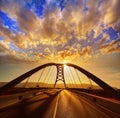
[54,64,66,88]
[1,63,120,100]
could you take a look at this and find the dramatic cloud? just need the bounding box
[100,39,120,54]
[0,0,120,63]
[104,0,120,25]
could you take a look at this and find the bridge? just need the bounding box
[0,63,120,118]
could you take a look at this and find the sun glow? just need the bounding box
[64,64,69,73]
[64,64,67,68]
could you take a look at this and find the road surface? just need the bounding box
[0,89,119,118]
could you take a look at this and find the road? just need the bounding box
[0,89,119,118]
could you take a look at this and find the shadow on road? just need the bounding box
[0,91,60,118]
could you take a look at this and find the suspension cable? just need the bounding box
[66,66,76,88]
[23,76,30,88]
[48,66,56,88]
[46,66,54,88]
[67,68,76,88]
[42,66,52,87]
[69,67,78,88]
[36,68,45,87]
[64,68,73,88]
[88,78,93,89]
[46,66,53,88]
[66,66,74,88]
[51,67,58,88]
[74,68,83,88]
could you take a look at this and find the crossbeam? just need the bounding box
[54,65,66,88]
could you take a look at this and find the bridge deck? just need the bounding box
[0,89,120,118]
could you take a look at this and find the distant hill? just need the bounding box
[0,82,119,90]
[14,82,102,89]
[15,82,46,88]
[0,82,8,87]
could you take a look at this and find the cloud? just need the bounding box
[0,40,9,51]
[104,0,120,25]
[0,40,15,56]
[0,0,120,64]
[0,39,37,64]
[0,54,37,64]
[17,8,40,33]
[79,46,92,57]
[100,39,120,54]
[0,26,13,40]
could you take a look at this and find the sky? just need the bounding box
[0,0,120,88]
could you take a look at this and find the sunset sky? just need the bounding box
[0,0,120,88]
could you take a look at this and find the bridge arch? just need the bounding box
[1,63,120,99]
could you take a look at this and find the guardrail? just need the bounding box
[74,90,120,115]
[0,90,43,109]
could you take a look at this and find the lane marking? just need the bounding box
[53,93,60,118]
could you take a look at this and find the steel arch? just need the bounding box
[1,63,120,99]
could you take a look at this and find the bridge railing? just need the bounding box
[0,89,46,109]
[73,90,120,115]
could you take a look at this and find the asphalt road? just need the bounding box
[0,89,119,118]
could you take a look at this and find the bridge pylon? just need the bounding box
[54,64,66,88]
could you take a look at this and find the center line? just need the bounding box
[53,93,59,118]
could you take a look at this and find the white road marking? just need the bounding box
[53,93,60,118]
